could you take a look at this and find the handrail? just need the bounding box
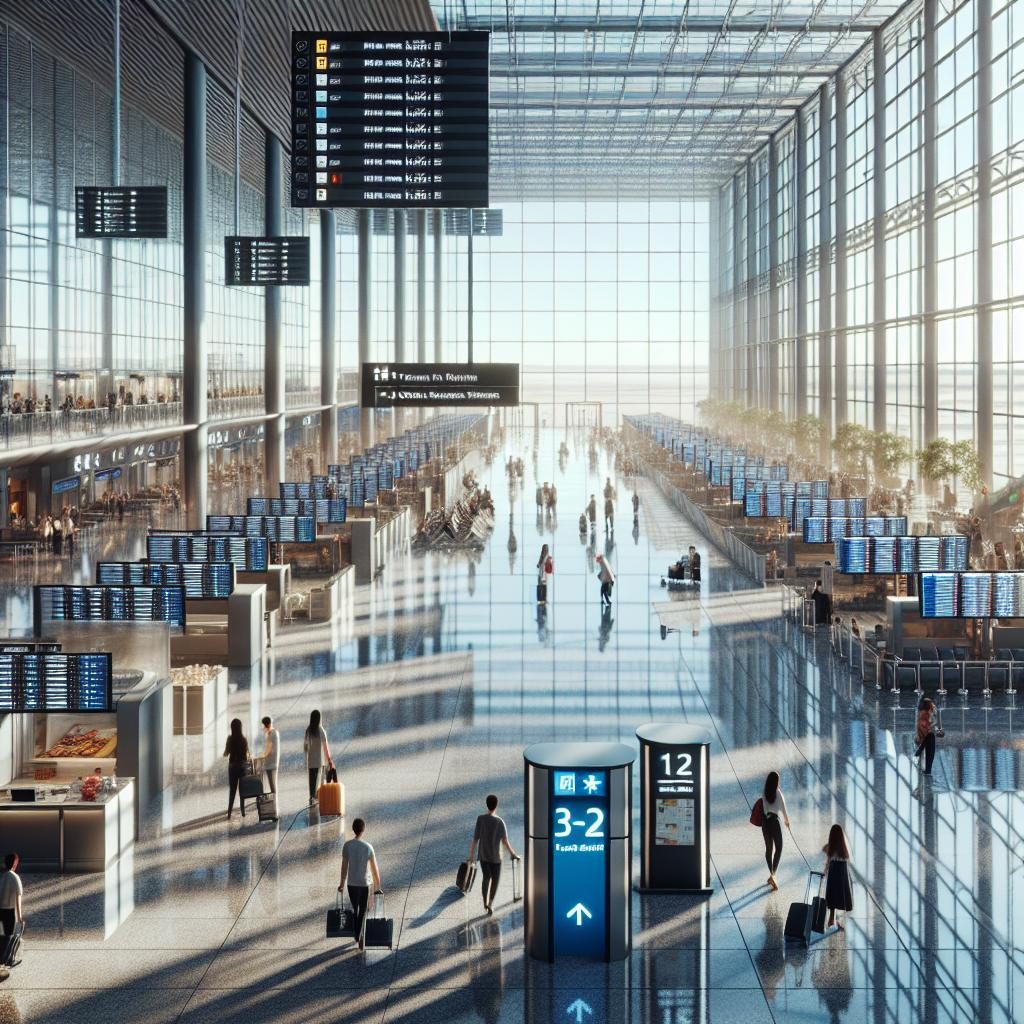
[0,402,183,448]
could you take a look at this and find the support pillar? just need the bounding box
[433,209,443,363]
[872,29,888,433]
[922,0,938,453]
[182,52,208,528]
[745,160,758,407]
[708,194,720,399]
[818,82,834,455]
[417,210,427,362]
[833,72,849,428]
[732,174,744,402]
[320,210,338,468]
[358,209,373,448]
[393,209,406,435]
[767,135,780,411]
[263,131,285,490]
[794,109,808,417]
[976,0,993,487]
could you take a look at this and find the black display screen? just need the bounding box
[34,586,186,631]
[225,236,311,285]
[0,653,113,712]
[145,533,269,571]
[75,186,168,238]
[290,31,489,209]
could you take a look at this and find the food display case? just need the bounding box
[171,663,228,735]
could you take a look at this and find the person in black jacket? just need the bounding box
[224,718,250,820]
[810,580,832,625]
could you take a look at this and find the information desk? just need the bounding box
[0,779,134,871]
[523,742,634,962]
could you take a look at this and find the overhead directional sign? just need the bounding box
[551,769,608,957]
[360,362,519,408]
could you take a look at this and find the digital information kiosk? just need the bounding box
[523,742,634,962]
[636,723,713,893]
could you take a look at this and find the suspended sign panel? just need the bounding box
[0,653,113,712]
[225,236,311,285]
[75,186,168,238]
[443,209,503,236]
[289,31,489,208]
[360,362,519,408]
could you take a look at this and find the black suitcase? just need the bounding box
[512,856,522,902]
[362,894,394,949]
[536,583,547,603]
[785,870,826,945]
[239,774,263,800]
[456,860,478,894]
[810,871,828,933]
[326,894,357,938]
[0,922,24,967]
[257,792,278,822]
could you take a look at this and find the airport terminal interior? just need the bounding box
[0,0,1023,1021]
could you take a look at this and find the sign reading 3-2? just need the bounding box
[551,769,609,956]
[553,806,605,839]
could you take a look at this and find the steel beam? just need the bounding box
[871,29,887,433]
[977,0,993,486]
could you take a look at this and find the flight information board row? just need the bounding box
[836,535,970,575]
[33,586,186,632]
[96,562,235,599]
[290,31,489,208]
[920,572,1024,618]
[146,534,269,571]
[0,653,113,712]
[225,236,311,285]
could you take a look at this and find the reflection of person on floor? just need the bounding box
[468,559,476,597]
[469,918,505,1024]
[598,604,614,652]
[536,602,548,642]
[632,521,640,545]
[753,904,788,1002]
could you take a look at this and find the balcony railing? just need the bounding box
[285,388,322,410]
[0,402,183,450]
[208,395,265,420]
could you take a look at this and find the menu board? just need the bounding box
[225,236,311,285]
[289,31,489,208]
[0,653,113,712]
[75,186,168,238]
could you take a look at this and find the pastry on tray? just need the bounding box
[43,724,117,759]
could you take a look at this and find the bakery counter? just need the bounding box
[0,779,135,872]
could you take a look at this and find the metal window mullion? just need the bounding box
[872,29,888,433]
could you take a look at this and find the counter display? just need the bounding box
[0,778,135,871]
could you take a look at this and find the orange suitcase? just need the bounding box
[317,781,344,817]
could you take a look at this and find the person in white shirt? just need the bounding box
[0,852,25,937]
[338,819,382,950]
[760,771,792,891]
[259,716,280,794]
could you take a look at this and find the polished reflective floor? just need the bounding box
[1,428,1022,1023]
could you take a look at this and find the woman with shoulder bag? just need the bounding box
[759,771,791,891]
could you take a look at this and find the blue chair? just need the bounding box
[903,647,922,662]
[937,647,957,662]
[962,662,990,697]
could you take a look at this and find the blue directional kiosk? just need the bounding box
[636,722,713,893]
[523,741,634,962]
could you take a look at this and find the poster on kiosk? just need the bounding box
[636,723,713,894]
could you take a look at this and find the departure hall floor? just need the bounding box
[0,428,1021,1024]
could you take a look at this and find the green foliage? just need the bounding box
[832,422,870,475]
[871,431,912,478]
[915,438,982,493]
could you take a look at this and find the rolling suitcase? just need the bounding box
[256,791,278,822]
[456,860,478,894]
[317,780,344,817]
[512,856,522,902]
[362,893,394,949]
[239,774,263,801]
[326,892,357,939]
[784,870,826,945]
[810,870,828,934]
[0,922,24,967]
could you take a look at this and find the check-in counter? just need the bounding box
[0,779,135,872]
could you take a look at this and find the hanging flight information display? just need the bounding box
[919,571,1024,617]
[289,31,490,209]
[0,652,113,713]
[75,186,168,238]
[225,236,311,286]
[836,535,969,574]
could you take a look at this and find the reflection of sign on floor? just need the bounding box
[566,998,593,1023]
[655,798,695,846]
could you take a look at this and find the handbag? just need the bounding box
[324,765,339,785]
[545,555,554,575]
[749,797,764,827]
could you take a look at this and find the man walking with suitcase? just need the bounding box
[0,852,25,969]
[258,716,280,794]
[338,819,382,951]
[468,795,520,916]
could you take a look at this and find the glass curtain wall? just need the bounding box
[714,0,1024,486]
